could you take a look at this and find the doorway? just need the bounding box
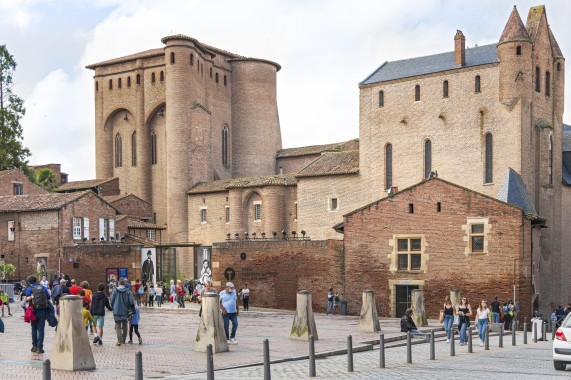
[395,284,419,318]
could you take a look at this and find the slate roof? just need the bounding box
[57,178,117,192]
[361,44,499,85]
[188,174,296,194]
[276,139,358,158]
[296,151,359,178]
[563,123,571,132]
[0,191,89,213]
[496,168,537,215]
[563,152,571,185]
[117,215,166,230]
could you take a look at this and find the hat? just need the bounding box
[226,282,234,288]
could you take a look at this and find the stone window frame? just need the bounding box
[328,197,339,212]
[254,201,261,222]
[462,218,491,255]
[388,279,425,318]
[388,234,428,273]
[475,75,481,93]
[200,207,208,224]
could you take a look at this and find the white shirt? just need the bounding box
[242,288,250,298]
[477,308,490,320]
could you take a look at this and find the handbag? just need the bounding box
[438,311,444,323]
[24,305,36,323]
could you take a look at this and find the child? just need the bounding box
[0,289,11,317]
[155,283,162,307]
[148,285,155,307]
[78,289,91,309]
[82,300,96,335]
[128,306,142,344]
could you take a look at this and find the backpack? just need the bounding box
[334,295,340,302]
[32,285,48,310]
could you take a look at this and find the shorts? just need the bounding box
[93,315,105,327]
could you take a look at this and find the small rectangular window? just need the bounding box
[118,78,122,88]
[109,219,115,241]
[410,239,421,251]
[83,217,89,240]
[7,221,15,242]
[408,203,414,214]
[415,85,420,101]
[73,217,82,240]
[516,46,521,55]
[471,224,484,233]
[201,209,207,223]
[397,239,408,251]
[469,223,485,253]
[13,183,23,195]
[437,202,441,212]
[99,218,107,241]
[147,230,156,241]
[330,198,338,211]
[410,254,422,270]
[443,81,449,98]
[545,71,550,96]
[475,75,481,93]
[379,90,384,107]
[255,204,261,221]
[226,207,230,223]
[472,236,484,252]
[398,254,408,270]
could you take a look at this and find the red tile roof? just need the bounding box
[0,191,89,212]
[276,139,358,158]
[188,175,296,194]
[499,6,530,44]
[117,215,166,230]
[296,151,359,178]
[56,178,117,192]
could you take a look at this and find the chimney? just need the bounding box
[454,30,466,67]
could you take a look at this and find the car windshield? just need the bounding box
[563,315,571,328]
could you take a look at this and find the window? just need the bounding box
[475,75,481,93]
[151,132,157,165]
[226,207,230,223]
[190,54,194,66]
[210,67,213,78]
[201,209,207,223]
[222,126,229,168]
[215,73,219,83]
[109,79,113,90]
[557,62,561,72]
[96,81,98,91]
[136,74,141,85]
[127,76,131,87]
[254,204,261,221]
[132,132,137,167]
[408,203,414,214]
[83,217,89,240]
[160,71,164,82]
[329,198,338,211]
[414,85,420,101]
[424,140,431,178]
[549,134,553,185]
[535,67,540,92]
[397,238,422,271]
[118,78,122,88]
[294,202,298,220]
[7,221,15,241]
[197,60,200,71]
[73,217,82,240]
[109,219,114,241]
[470,224,484,252]
[152,72,156,83]
[201,63,203,75]
[279,167,283,175]
[99,218,108,241]
[147,230,156,241]
[170,52,175,64]
[13,183,23,195]
[443,80,449,98]
[385,143,392,189]
[379,90,384,107]
[516,46,521,55]
[115,133,122,168]
[224,75,227,86]
[545,71,550,96]
[485,133,493,183]
[437,202,441,212]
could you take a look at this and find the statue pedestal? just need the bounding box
[412,289,428,327]
[290,291,318,341]
[194,294,229,353]
[358,290,380,332]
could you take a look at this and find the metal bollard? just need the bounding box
[309,335,316,377]
[533,321,538,343]
[407,331,412,363]
[484,325,489,350]
[450,328,455,356]
[524,321,528,344]
[430,330,435,360]
[552,321,557,340]
[542,321,547,342]
[499,324,504,348]
[206,345,214,380]
[512,320,516,346]
[468,326,473,353]
[135,351,143,380]
[347,335,353,372]
[379,333,385,368]
[263,339,271,380]
[42,359,51,380]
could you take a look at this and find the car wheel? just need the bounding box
[554,361,566,371]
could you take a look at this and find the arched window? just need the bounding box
[109,79,113,90]
[475,75,481,93]
[545,71,550,96]
[222,126,229,168]
[378,90,384,107]
[485,133,493,183]
[160,71,164,82]
[414,85,420,101]
[516,46,521,55]
[385,143,392,189]
[190,54,194,66]
[131,132,137,167]
[224,75,227,86]
[118,78,122,88]
[549,134,553,185]
[95,81,98,92]
[443,81,449,98]
[424,140,432,179]
[170,52,175,64]
[127,76,131,87]
[115,134,122,168]
[136,74,141,85]
[535,67,540,92]
[215,73,219,83]
[151,132,157,165]
[151,72,156,83]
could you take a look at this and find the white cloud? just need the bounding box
[0,0,40,29]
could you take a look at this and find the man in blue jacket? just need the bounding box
[25,275,51,353]
[220,282,239,344]
[110,279,134,346]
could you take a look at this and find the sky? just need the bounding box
[1,0,570,181]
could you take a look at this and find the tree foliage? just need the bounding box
[37,168,57,191]
[0,45,30,171]
[0,263,16,279]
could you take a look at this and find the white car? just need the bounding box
[553,313,571,370]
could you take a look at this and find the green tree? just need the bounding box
[0,263,16,280]
[36,168,57,191]
[0,45,30,171]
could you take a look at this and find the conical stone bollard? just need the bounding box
[50,295,96,371]
[411,289,428,326]
[450,289,461,310]
[290,290,318,341]
[194,293,229,353]
[358,290,380,332]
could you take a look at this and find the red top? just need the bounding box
[69,285,82,295]
[134,283,142,292]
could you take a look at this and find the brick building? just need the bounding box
[0,169,47,196]
[30,164,68,185]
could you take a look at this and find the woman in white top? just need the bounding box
[475,300,491,346]
[155,283,163,307]
[242,284,250,311]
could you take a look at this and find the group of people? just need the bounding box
[197,280,241,344]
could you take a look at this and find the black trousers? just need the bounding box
[243,297,249,310]
[129,324,141,340]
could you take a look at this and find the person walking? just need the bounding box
[177,280,185,308]
[169,280,176,308]
[25,275,51,353]
[40,276,49,289]
[490,296,501,324]
[82,300,96,334]
[69,279,82,296]
[242,284,250,311]
[456,297,472,346]
[0,289,11,317]
[503,300,515,330]
[199,280,217,317]
[326,288,335,316]
[81,281,93,302]
[134,280,142,307]
[400,308,421,333]
[188,280,195,303]
[442,296,455,343]
[51,279,70,310]
[333,292,340,315]
[220,282,239,344]
[475,300,491,346]
[128,306,142,344]
[110,279,135,346]
[91,283,113,345]
[155,283,163,307]
[148,284,155,307]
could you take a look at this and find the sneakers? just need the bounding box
[127,340,133,344]
[139,338,143,345]
[37,348,44,354]
[98,339,103,345]
[31,346,37,352]
[227,340,231,344]
[230,337,238,344]
[479,342,484,347]
[116,341,122,346]
[446,339,450,343]
[93,336,100,344]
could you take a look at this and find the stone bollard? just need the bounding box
[358,290,380,333]
[290,291,318,341]
[50,296,96,371]
[450,290,461,310]
[411,289,428,326]
[194,293,229,353]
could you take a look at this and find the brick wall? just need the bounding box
[109,195,152,219]
[0,169,48,196]
[212,240,343,311]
